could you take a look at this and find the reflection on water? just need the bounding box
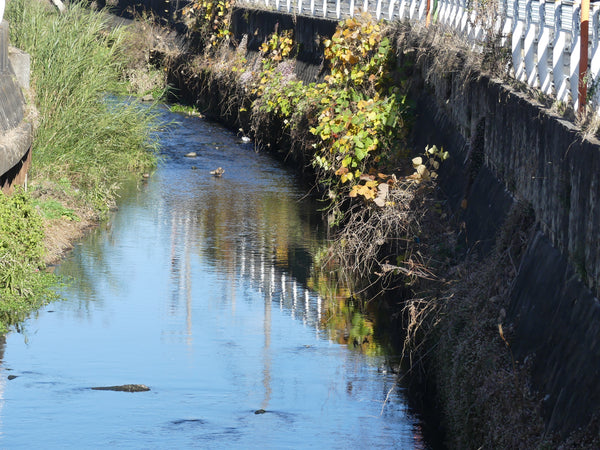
[0,107,431,448]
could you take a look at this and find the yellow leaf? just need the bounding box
[341,171,354,183]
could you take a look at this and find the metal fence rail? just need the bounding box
[235,0,600,113]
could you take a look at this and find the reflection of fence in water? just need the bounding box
[165,201,324,334]
[235,0,600,112]
[238,240,324,332]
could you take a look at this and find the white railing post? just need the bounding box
[524,0,538,87]
[459,0,469,34]
[363,0,369,13]
[537,0,553,94]
[454,0,464,31]
[287,0,292,13]
[553,1,569,103]
[501,0,514,46]
[446,0,460,27]
[376,0,383,19]
[323,0,327,17]
[570,2,582,110]
[417,0,427,22]
[438,0,450,25]
[350,0,355,16]
[398,0,409,20]
[336,0,342,18]
[512,0,526,81]
[388,0,397,20]
[409,0,418,20]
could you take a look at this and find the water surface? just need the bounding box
[0,107,429,448]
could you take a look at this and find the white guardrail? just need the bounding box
[235,0,600,113]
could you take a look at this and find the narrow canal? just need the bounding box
[0,106,431,448]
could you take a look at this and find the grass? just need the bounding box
[0,189,58,332]
[7,0,161,212]
[0,0,165,331]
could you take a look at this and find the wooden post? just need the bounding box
[579,0,590,114]
[426,0,432,25]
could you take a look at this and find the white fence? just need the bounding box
[235,0,600,113]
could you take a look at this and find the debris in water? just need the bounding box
[254,409,266,415]
[185,152,197,158]
[210,167,225,177]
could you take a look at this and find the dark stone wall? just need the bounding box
[230,8,337,83]
[411,45,600,436]
[90,0,191,21]
[509,230,600,435]
[419,67,600,299]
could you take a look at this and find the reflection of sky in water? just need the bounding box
[0,108,429,449]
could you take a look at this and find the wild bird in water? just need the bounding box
[210,167,225,177]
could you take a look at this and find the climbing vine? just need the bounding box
[246,15,410,206]
[311,15,408,203]
[182,0,233,49]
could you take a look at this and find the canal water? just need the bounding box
[0,106,430,448]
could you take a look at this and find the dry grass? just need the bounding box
[324,179,443,292]
[418,203,562,448]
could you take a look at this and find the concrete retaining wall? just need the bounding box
[230,8,337,83]
[0,20,32,192]
[412,43,600,436]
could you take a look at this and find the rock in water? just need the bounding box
[91,384,150,392]
[184,152,197,158]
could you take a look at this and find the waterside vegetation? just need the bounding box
[0,0,166,331]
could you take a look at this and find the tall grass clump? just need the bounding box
[6,0,160,211]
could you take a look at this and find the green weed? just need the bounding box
[7,0,161,213]
[0,190,58,332]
